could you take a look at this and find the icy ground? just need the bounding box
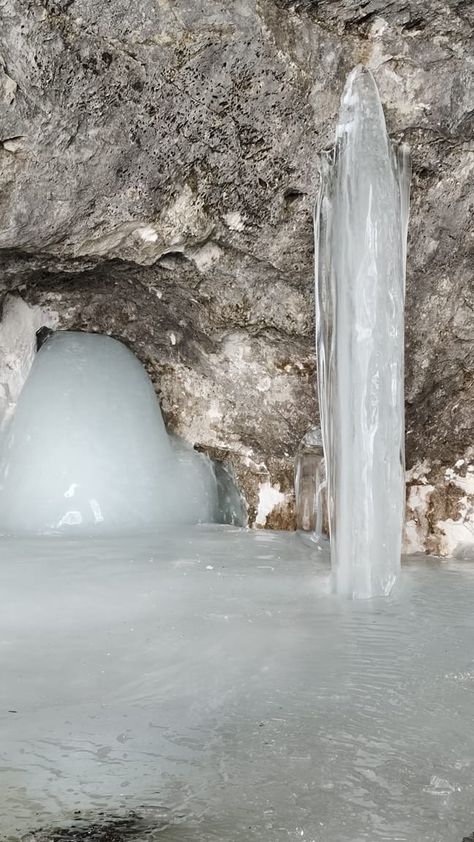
[1,527,473,842]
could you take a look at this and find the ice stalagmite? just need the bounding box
[315,66,411,598]
[0,331,218,534]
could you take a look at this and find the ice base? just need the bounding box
[1,528,474,841]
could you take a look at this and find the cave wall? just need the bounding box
[0,0,473,553]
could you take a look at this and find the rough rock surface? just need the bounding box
[0,0,473,552]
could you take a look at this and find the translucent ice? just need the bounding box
[0,331,218,534]
[315,66,411,598]
[294,427,327,540]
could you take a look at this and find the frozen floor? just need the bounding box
[1,527,473,842]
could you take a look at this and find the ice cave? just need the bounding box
[0,11,473,842]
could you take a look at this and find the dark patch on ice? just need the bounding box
[462,834,474,841]
[21,811,170,841]
[36,325,55,351]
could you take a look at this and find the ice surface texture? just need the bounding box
[0,331,217,534]
[315,66,411,598]
[1,529,474,841]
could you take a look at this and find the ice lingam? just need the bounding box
[314,65,411,599]
[0,330,222,534]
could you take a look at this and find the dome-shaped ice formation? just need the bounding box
[0,331,217,534]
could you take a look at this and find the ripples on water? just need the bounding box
[1,527,473,842]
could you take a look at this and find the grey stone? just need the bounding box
[0,0,472,551]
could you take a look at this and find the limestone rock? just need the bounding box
[0,0,472,552]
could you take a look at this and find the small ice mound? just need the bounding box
[0,331,218,535]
